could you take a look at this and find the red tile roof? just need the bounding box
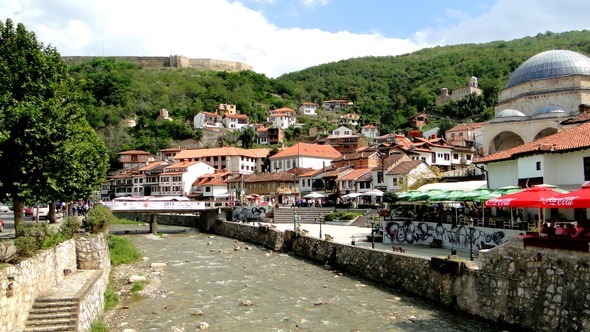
[337,168,372,181]
[224,113,249,119]
[118,150,154,155]
[476,122,590,163]
[174,147,269,160]
[271,143,342,159]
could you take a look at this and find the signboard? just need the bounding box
[103,201,207,211]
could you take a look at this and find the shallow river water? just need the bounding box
[106,232,502,332]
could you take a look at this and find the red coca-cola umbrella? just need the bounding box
[541,181,590,209]
[485,186,564,232]
[485,186,564,208]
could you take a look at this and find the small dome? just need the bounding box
[506,50,590,88]
[496,109,526,118]
[534,104,566,116]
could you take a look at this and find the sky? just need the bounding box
[4,0,590,78]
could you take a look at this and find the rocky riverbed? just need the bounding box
[103,232,500,332]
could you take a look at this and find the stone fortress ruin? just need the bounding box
[62,55,253,72]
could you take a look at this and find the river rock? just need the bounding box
[151,262,167,268]
[197,322,209,330]
[192,309,204,316]
[129,275,147,283]
[240,300,253,306]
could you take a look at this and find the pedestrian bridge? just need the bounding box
[103,200,229,213]
[103,200,231,233]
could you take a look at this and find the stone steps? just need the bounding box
[273,208,334,224]
[24,298,78,332]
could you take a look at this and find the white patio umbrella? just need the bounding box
[304,192,325,199]
[362,189,384,197]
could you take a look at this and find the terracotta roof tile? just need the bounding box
[173,147,269,160]
[270,143,341,159]
[244,172,296,183]
[337,168,372,181]
[118,150,154,155]
[388,160,423,175]
[476,122,590,163]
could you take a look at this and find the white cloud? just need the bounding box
[300,0,330,8]
[4,0,589,78]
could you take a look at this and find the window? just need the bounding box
[585,157,590,181]
[536,161,541,171]
[453,153,459,159]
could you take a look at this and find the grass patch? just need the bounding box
[130,280,148,292]
[112,218,146,225]
[90,319,109,332]
[104,283,120,311]
[108,235,141,266]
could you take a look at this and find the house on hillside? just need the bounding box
[322,99,353,111]
[320,126,365,154]
[268,108,297,129]
[118,150,157,169]
[193,111,223,129]
[338,113,360,127]
[361,124,380,141]
[298,102,318,116]
[223,113,249,129]
[435,77,483,106]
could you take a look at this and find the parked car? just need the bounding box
[0,204,10,212]
[30,204,50,220]
[24,206,33,217]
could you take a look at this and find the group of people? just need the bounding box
[540,221,590,239]
[56,200,92,217]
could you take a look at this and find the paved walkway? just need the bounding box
[273,223,480,264]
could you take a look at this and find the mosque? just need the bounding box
[482,49,590,155]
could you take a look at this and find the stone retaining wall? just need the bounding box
[209,219,590,332]
[114,212,199,228]
[0,233,110,332]
[0,239,77,332]
[75,233,111,332]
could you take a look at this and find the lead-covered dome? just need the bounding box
[506,50,590,88]
[496,109,526,118]
[534,104,566,116]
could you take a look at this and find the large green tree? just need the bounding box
[0,19,108,229]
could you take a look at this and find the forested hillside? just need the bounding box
[67,30,590,164]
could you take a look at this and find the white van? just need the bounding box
[32,204,50,219]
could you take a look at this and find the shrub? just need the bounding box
[104,283,120,311]
[15,222,54,257]
[59,217,82,238]
[130,280,148,292]
[324,213,336,221]
[341,212,358,220]
[90,320,109,332]
[86,204,115,233]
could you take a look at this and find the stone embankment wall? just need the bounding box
[75,233,111,332]
[208,219,590,332]
[0,233,110,332]
[114,212,200,228]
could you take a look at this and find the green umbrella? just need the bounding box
[397,190,421,201]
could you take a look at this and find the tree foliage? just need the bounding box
[0,19,108,229]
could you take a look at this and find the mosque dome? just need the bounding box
[496,109,526,118]
[533,104,566,116]
[505,50,590,88]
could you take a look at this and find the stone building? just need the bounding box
[482,49,590,155]
[435,76,482,106]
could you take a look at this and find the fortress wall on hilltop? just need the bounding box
[62,55,252,72]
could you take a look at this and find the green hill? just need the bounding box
[67,30,590,162]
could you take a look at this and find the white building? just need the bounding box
[361,124,380,141]
[298,102,318,116]
[173,147,269,174]
[268,108,296,129]
[223,113,249,129]
[269,143,341,172]
[159,161,215,196]
[193,111,223,129]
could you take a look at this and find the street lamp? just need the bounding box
[469,225,475,261]
[317,218,322,239]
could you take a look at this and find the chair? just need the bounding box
[488,218,496,228]
[503,219,512,229]
[476,218,484,227]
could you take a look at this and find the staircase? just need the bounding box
[273,207,334,224]
[24,298,79,332]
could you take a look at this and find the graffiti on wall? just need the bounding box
[384,220,507,250]
[232,205,269,222]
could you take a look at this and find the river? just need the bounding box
[104,231,501,332]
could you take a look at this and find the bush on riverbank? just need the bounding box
[10,217,82,259]
[86,204,115,233]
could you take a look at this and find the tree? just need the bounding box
[239,126,256,149]
[0,19,109,230]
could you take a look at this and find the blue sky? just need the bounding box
[5,0,590,77]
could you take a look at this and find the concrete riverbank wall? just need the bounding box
[0,233,110,332]
[207,219,589,332]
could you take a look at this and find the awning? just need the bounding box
[416,180,487,192]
